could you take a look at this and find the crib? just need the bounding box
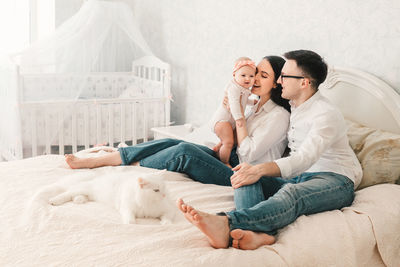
[1,56,171,160]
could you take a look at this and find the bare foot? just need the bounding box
[65,154,93,169]
[212,142,222,153]
[176,198,230,248]
[230,229,275,250]
[224,163,232,168]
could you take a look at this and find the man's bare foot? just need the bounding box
[176,198,230,248]
[230,229,275,250]
[65,154,93,169]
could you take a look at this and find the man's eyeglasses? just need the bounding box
[280,75,305,82]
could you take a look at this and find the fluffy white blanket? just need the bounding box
[0,155,399,267]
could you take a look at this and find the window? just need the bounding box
[30,0,55,42]
[0,1,30,54]
[0,0,55,55]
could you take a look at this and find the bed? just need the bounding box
[0,67,399,267]
[0,55,171,160]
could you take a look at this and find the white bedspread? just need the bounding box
[1,155,399,267]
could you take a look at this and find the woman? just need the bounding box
[65,56,290,188]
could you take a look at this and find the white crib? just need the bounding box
[1,56,171,160]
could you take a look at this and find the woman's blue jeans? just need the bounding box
[227,172,355,235]
[119,138,239,186]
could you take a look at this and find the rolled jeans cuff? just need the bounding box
[118,148,129,166]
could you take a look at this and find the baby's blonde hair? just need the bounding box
[232,57,256,74]
[234,56,253,64]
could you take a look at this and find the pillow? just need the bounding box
[346,120,400,189]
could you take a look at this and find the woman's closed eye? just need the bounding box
[261,71,269,78]
[153,189,160,192]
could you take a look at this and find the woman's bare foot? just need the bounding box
[65,151,122,169]
[65,154,94,169]
[176,198,230,248]
[230,229,275,250]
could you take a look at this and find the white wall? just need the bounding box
[55,0,400,126]
[132,0,400,125]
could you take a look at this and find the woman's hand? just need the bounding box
[222,94,230,111]
[223,94,243,112]
[230,162,262,189]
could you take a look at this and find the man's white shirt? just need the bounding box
[274,91,363,188]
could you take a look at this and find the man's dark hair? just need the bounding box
[283,50,328,90]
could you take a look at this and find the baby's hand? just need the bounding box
[236,118,245,128]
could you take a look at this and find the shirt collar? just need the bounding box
[253,98,277,114]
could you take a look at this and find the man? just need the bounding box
[177,50,362,250]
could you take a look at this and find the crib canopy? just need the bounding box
[12,0,153,74]
[0,0,160,161]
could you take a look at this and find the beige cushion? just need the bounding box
[346,120,400,189]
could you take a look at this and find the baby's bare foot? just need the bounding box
[212,142,222,153]
[230,229,275,250]
[176,198,230,248]
[224,163,232,168]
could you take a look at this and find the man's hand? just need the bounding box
[230,162,262,189]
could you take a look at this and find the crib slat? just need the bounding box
[71,108,77,153]
[45,108,50,155]
[120,103,126,144]
[132,102,137,145]
[151,67,155,80]
[108,104,113,147]
[153,100,158,130]
[31,106,37,157]
[84,105,89,149]
[96,103,101,145]
[163,69,171,126]
[58,111,64,155]
[143,103,148,142]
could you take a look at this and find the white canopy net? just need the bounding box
[0,0,154,160]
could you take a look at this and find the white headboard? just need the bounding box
[319,67,400,134]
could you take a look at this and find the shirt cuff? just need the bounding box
[237,136,251,161]
[274,157,293,179]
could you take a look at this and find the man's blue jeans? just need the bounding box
[227,172,354,235]
[119,138,239,186]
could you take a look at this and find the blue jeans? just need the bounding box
[227,172,354,235]
[119,138,239,186]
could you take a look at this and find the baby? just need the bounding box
[210,57,256,166]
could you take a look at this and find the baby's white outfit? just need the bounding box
[210,79,252,132]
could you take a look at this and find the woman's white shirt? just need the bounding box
[237,99,290,165]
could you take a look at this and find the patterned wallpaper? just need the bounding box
[58,0,400,125]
